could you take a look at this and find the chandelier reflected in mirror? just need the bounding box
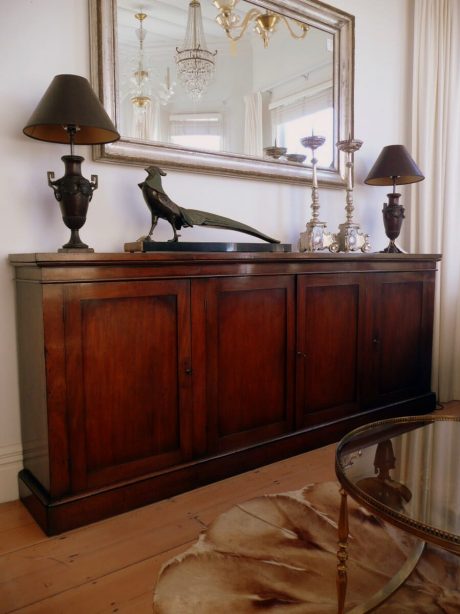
[127,9,176,139]
[212,0,310,48]
[130,11,151,110]
[128,11,154,140]
[175,0,217,101]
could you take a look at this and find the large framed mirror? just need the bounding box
[89,0,354,187]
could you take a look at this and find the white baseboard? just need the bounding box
[0,443,23,503]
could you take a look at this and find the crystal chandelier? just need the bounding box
[130,11,151,110]
[212,0,309,48]
[175,0,217,101]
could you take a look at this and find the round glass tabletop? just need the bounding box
[336,416,460,553]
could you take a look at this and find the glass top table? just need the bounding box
[335,415,460,613]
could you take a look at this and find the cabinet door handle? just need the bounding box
[297,351,307,358]
[185,367,192,375]
[372,338,380,346]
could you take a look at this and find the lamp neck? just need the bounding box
[65,124,78,156]
[391,175,398,194]
[386,192,402,208]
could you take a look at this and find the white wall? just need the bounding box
[0,0,413,502]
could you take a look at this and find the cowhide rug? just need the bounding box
[153,481,460,613]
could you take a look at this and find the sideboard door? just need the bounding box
[362,271,435,407]
[296,274,364,428]
[193,275,295,455]
[64,279,193,492]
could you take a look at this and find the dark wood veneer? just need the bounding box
[10,252,440,534]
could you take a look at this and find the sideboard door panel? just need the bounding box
[296,275,363,427]
[378,280,423,393]
[364,272,434,405]
[64,280,192,491]
[196,276,295,453]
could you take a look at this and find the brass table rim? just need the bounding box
[335,415,460,554]
[345,540,426,614]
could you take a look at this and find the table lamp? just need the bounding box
[364,145,424,253]
[23,74,120,252]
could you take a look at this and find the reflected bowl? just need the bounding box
[286,153,307,163]
[264,146,287,159]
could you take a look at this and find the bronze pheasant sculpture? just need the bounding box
[138,166,279,243]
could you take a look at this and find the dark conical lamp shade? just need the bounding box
[23,74,119,145]
[364,145,424,186]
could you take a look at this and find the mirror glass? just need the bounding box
[90,0,354,186]
[116,0,334,167]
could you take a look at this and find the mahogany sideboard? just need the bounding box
[9,251,441,534]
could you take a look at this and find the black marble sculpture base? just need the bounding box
[124,241,292,253]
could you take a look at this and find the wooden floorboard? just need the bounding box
[0,402,458,614]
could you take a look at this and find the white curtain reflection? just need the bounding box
[395,428,431,523]
[270,85,333,164]
[269,83,332,126]
[394,422,460,534]
[243,92,263,157]
[131,100,160,141]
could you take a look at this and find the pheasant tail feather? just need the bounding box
[181,208,279,244]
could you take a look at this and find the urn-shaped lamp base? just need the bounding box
[47,155,98,252]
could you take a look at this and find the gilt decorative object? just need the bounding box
[364,144,424,253]
[23,74,119,252]
[130,12,151,111]
[128,166,280,247]
[336,137,370,252]
[298,135,338,252]
[212,0,309,48]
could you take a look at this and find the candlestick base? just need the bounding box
[299,222,338,252]
[336,223,371,253]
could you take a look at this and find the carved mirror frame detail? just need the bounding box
[89,0,354,187]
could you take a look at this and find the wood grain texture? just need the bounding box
[296,275,362,426]
[201,275,295,452]
[64,280,192,491]
[0,402,458,614]
[0,442,337,612]
[9,253,440,533]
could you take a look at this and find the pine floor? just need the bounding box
[1,401,459,613]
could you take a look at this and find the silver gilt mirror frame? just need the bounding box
[89,0,354,187]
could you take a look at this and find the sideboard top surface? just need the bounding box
[9,252,442,283]
[9,252,442,265]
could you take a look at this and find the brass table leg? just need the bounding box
[337,487,349,614]
[335,485,425,614]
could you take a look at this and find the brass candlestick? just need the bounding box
[298,135,338,252]
[336,137,370,252]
